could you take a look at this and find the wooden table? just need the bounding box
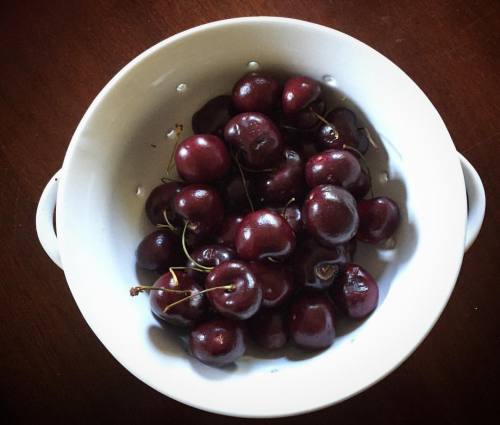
[2,1,499,423]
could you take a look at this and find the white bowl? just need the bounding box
[36,17,485,418]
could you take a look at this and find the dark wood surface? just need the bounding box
[1,1,499,423]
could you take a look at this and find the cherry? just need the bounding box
[192,95,235,137]
[186,244,236,282]
[215,214,244,248]
[175,134,230,183]
[256,148,306,205]
[293,237,350,290]
[282,76,321,116]
[235,209,296,261]
[173,185,224,237]
[316,108,369,154]
[346,170,370,199]
[305,149,362,189]
[294,98,326,129]
[331,264,378,319]
[220,173,254,212]
[303,185,359,246]
[290,292,336,350]
[189,318,246,366]
[145,182,183,226]
[232,72,281,114]
[224,112,284,169]
[248,308,288,349]
[357,197,400,243]
[281,203,303,234]
[205,261,262,320]
[136,229,183,273]
[147,270,206,327]
[249,262,293,308]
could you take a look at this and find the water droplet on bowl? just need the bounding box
[379,171,390,184]
[322,75,337,87]
[135,186,143,196]
[382,237,396,249]
[176,83,187,93]
[247,61,260,70]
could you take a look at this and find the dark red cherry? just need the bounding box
[136,229,183,273]
[249,262,293,308]
[173,185,224,237]
[357,197,400,243]
[235,209,296,261]
[346,170,370,199]
[215,214,244,248]
[220,173,254,212]
[294,98,325,129]
[282,76,321,116]
[186,244,236,282]
[282,203,303,234]
[256,148,306,204]
[224,112,284,169]
[316,108,368,154]
[331,263,378,319]
[175,135,230,183]
[293,237,350,290]
[145,182,183,226]
[290,292,335,350]
[189,318,245,367]
[232,73,281,114]
[205,261,262,320]
[303,185,359,246]
[305,149,362,189]
[150,271,206,327]
[248,308,288,349]
[192,95,235,137]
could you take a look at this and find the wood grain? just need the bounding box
[1,1,499,424]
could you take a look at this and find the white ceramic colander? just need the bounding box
[36,17,485,418]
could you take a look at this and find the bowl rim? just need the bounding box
[56,16,466,417]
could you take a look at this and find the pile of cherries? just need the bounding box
[131,73,400,367]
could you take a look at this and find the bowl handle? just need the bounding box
[459,153,486,252]
[36,170,63,268]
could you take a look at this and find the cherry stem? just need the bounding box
[163,284,235,312]
[129,285,190,297]
[181,222,213,272]
[161,176,182,184]
[232,153,255,212]
[360,127,378,150]
[309,108,339,140]
[166,124,183,175]
[157,209,177,232]
[239,163,275,173]
[282,197,296,216]
[267,257,279,263]
[342,144,374,198]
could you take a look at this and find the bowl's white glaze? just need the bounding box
[51,18,469,417]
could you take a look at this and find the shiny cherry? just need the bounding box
[235,209,296,261]
[215,214,244,247]
[305,149,362,189]
[186,244,236,282]
[149,271,206,327]
[256,148,306,204]
[316,108,369,154]
[232,72,281,113]
[331,263,378,319]
[346,170,370,199]
[249,262,293,308]
[173,185,224,237]
[293,237,350,290]
[224,112,284,169]
[294,98,326,129]
[249,308,288,350]
[290,292,336,350]
[357,197,400,243]
[145,182,183,225]
[205,260,262,320]
[136,229,183,273]
[282,76,321,116]
[175,135,230,183]
[303,185,359,246]
[192,95,235,137]
[189,318,246,367]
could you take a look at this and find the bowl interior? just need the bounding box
[57,18,466,417]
